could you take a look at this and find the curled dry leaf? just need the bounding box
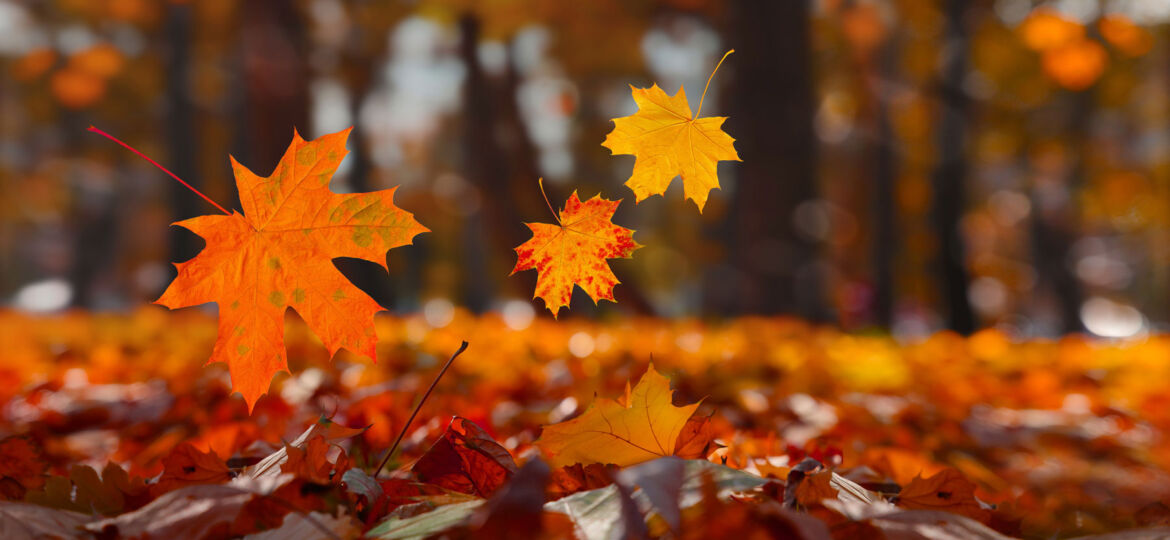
[149,443,233,498]
[413,416,518,498]
[894,468,991,525]
[156,127,428,410]
[280,435,350,485]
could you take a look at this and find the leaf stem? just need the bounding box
[88,125,231,215]
[695,49,734,119]
[373,340,469,478]
[538,177,561,224]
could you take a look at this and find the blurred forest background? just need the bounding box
[3,0,1170,340]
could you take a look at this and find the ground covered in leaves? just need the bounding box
[3,308,1170,539]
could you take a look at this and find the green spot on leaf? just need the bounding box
[231,300,240,310]
[269,291,285,307]
[237,344,250,355]
[353,226,373,248]
[267,257,281,269]
[293,288,306,303]
[296,145,316,166]
[332,289,346,301]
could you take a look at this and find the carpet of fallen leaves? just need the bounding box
[3,308,1170,539]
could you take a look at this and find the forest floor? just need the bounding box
[2,308,1170,539]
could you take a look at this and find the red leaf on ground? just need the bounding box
[412,416,518,497]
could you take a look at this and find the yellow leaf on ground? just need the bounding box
[535,364,701,468]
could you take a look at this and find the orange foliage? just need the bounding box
[155,128,427,410]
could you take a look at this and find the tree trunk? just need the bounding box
[930,0,976,334]
[239,0,310,172]
[719,0,829,320]
[165,3,201,266]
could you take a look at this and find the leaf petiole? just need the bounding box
[695,49,734,119]
[538,177,561,225]
[88,125,231,215]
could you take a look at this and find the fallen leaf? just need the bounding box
[247,417,367,480]
[413,416,518,497]
[366,500,485,540]
[895,468,991,524]
[511,189,640,317]
[89,483,255,539]
[0,501,96,539]
[549,463,618,500]
[25,463,148,516]
[150,443,234,497]
[795,472,839,509]
[673,414,716,460]
[0,436,47,500]
[535,364,701,468]
[280,435,350,484]
[602,84,739,212]
[156,127,428,410]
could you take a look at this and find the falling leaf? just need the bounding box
[511,190,640,317]
[413,416,518,498]
[534,364,701,468]
[156,128,428,410]
[602,83,739,212]
[894,468,991,524]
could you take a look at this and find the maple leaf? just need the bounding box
[413,416,518,498]
[894,468,991,524]
[602,52,740,213]
[156,128,428,410]
[534,364,701,468]
[149,443,233,497]
[511,188,641,317]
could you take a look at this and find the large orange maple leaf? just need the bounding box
[511,188,640,317]
[534,364,701,468]
[156,128,427,410]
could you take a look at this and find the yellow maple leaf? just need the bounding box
[511,183,641,317]
[602,51,740,212]
[535,364,701,468]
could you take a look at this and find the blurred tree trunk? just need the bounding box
[164,3,201,266]
[1031,90,1089,334]
[457,15,655,314]
[720,0,829,320]
[930,0,975,334]
[459,14,524,311]
[869,49,898,330]
[239,0,310,173]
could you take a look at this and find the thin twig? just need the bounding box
[87,125,231,215]
[373,341,469,477]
